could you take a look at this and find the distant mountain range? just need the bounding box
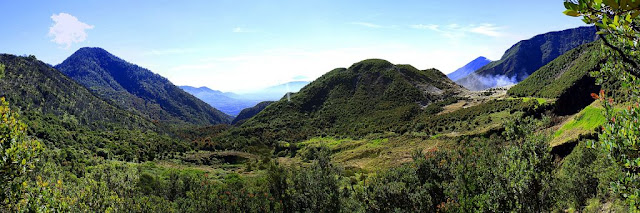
[55,47,232,125]
[447,56,491,81]
[180,81,309,116]
[227,81,310,101]
[179,86,261,116]
[456,26,598,90]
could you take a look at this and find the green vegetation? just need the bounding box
[55,47,231,125]
[552,103,606,146]
[456,26,598,90]
[4,2,639,209]
[0,97,43,210]
[231,101,274,125]
[508,42,602,98]
[213,59,464,151]
[0,54,188,162]
[565,0,640,209]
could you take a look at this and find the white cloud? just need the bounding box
[411,23,505,38]
[232,27,256,33]
[468,24,503,37]
[410,24,440,31]
[350,22,383,28]
[48,13,94,49]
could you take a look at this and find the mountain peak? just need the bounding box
[456,26,598,90]
[55,48,232,125]
[473,56,488,61]
[72,47,111,57]
[447,56,492,81]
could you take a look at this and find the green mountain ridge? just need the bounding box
[508,41,603,114]
[0,54,187,161]
[55,47,232,125]
[215,59,466,149]
[231,101,275,125]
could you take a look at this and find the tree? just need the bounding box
[564,0,640,209]
[0,62,44,210]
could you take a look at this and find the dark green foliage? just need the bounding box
[456,26,598,90]
[552,142,619,210]
[508,42,602,98]
[365,151,450,212]
[414,99,540,134]
[268,146,344,212]
[0,54,153,130]
[232,101,275,125]
[55,47,232,125]
[216,59,463,149]
[0,54,188,161]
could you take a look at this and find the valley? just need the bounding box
[2,1,640,212]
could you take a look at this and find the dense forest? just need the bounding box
[3,1,640,212]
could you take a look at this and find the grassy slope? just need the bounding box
[551,101,607,147]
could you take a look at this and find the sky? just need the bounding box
[0,0,586,93]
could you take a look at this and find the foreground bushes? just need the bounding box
[3,116,628,212]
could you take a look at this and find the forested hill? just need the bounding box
[0,54,189,161]
[508,41,603,114]
[0,54,152,130]
[231,101,274,125]
[219,59,465,148]
[456,26,598,90]
[55,47,232,125]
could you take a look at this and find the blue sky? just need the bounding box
[1,0,585,93]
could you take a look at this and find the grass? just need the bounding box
[296,136,443,171]
[506,97,551,105]
[522,97,549,105]
[551,101,606,147]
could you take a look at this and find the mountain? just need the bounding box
[456,26,598,90]
[220,59,465,147]
[0,54,185,161]
[55,47,232,125]
[228,81,310,101]
[179,86,261,116]
[231,101,275,125]
[508,42,603,114]
[447,56,491,81]
[0,54,151,129]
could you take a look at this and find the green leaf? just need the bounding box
[564,9,580,17]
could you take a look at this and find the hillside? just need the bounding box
[508,42,603,114]
[217,59,465,148]
[55,47,232,125]
[0,54,186,161]
[456,26,598,90]
[447,56,491,81]
[231,101,275,125]
[180,86,261,116]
